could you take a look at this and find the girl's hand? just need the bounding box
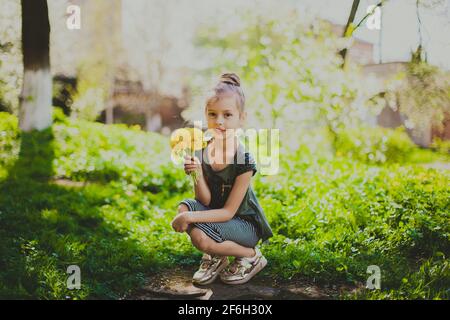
[171,212,191,232]
[184,155,202,176]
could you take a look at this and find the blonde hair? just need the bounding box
[205,73,246,114]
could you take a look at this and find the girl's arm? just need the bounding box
[184,155,211,206]
[186,171,253,224]
[193,170,211,206]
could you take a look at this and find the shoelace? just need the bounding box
[200,256,220,270]
[225,258,253,276]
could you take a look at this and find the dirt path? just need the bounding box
[125,266,361,300]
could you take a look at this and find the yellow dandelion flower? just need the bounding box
[170,127,211,183]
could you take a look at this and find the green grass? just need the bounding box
[0,111,449,299]
[257,153,449,299]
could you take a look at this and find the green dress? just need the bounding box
[190,141,274,244]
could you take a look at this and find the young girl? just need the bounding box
[171,73,273,285]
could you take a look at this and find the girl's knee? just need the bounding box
[196,241,211,252]
[178,203,189,213]
[190,228,212,251]
[190,227,206,243]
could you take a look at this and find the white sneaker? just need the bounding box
[192,254,229,285]
[219,248,267,285]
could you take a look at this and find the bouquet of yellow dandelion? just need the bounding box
[170,127,212,183]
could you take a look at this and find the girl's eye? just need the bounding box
[208,113,216,118]
[225,113,233,118]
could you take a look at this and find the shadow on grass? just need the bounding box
[0,128,157,299]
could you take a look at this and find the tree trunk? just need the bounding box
[105,96,114,124]
[146,112,162,132]
[19,0,52,132]
[106,104,114,124]
[339,0,361,67]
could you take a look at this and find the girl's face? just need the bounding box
[206,94,245,140]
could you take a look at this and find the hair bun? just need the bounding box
[220,73,241,87]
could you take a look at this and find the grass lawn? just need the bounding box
[0,111,448,299]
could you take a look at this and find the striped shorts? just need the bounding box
[179,198,260,248]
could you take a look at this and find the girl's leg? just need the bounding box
[188,227,256,258]
[178,203,189,214]
[178,204,256,258]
